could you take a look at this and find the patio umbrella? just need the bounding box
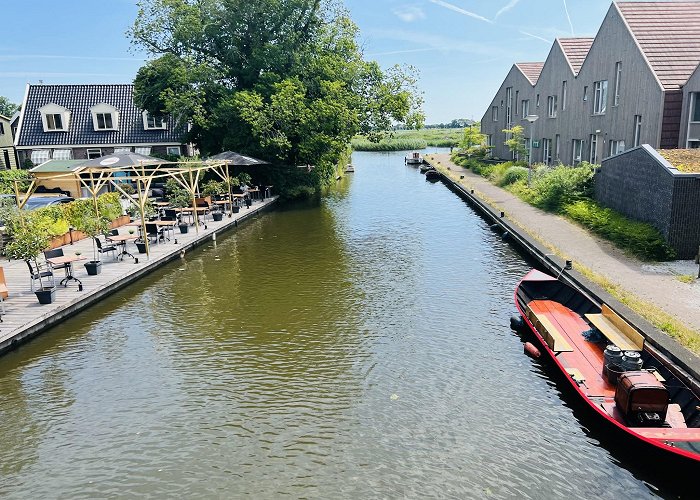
[208,151,269,165]
[77,151,163,168]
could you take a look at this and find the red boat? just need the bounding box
[514,269,700,469]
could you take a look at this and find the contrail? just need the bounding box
[495,0,520,20]
[519,30,551,44]
[429,0,492,24]
[562,0,574,35]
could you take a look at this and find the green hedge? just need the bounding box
[564,200,675,261]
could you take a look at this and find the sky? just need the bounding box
[0,0,618,124]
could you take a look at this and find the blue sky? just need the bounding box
[1,0,615,123]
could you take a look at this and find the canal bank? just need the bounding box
[424,153,700,386]
[0,197,277,355]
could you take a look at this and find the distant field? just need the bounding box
[352,128,463,151]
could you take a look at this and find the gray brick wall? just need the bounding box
[595,145,700,259]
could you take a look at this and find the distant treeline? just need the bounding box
[394,119,473,130]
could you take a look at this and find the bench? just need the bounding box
[585,304,644,352]
[526,308,574,353]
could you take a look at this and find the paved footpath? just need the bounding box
[426,153,700,335]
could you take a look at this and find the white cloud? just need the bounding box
[495,0,520,20]
[428,0,492,24]
[392,5,426,23]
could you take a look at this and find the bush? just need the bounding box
[530,163,595,212]
[0,170,32,194]
[499,165,529,186]
[564,200,675,261]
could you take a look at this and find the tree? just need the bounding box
[503,125,528,161]
[130,0,423,191]
[0,96,19,117]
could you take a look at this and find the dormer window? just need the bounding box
[142,111,167,130]
[39,103,70,132]
[90,103,119,131]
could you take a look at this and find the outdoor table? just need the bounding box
[175,206,210,225]
[130,220,178,240]
[247,188,260,200]
[108,234,138,260]
[47,255,86,288]
[153,201,171,207]
[212,200,231,213]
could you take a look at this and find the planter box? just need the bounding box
[35,287,56,304]
[179,224,189,234]
[110,215,130,228]
[84,261,102,275]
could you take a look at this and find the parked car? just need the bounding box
[22,195,75,210]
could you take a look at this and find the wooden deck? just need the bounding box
[0,197,276,354]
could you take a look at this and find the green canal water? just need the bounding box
[0,150,676,497]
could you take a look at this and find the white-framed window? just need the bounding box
[31,149,51,164]
[52,149,72,160]
[514,90,519,117]
[166,146,180,156]
[505,87,512,127]
[542,138,552,164]
[613,62,622,106]
[589,134,599,163]
[142,111,167,130]
[608,140,625,157]
[633,115,642,147]
[536,94,540,107]
[86,148,102,159]
[555,134,560,161]
[135,147,152,155]
[593,80,608,115]
[521,100,529,119]
[39,103,70,132]
[688,140,700,149]
[572,139,583,165]
[690,93,700,123]
[113,147,131,153]
[90,103,119,131]
[583,86,588,102]
[561,81,567,111]
[547,95,557,118]
[492,106,498,121]
[486,135,493,157]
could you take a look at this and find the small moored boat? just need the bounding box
[425,169,440,181]
[514,269,700,470]
[405,151,423,165]
[345,164,355,173]
[419,163,432,173]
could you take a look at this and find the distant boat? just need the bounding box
[345,164,355,173]
[419,163,432,173]
[405,151,423,165]
[425,169,440,181]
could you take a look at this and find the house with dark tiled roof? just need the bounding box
[481,1,700,164]
[0,113,17,169]
[14,84,189,167]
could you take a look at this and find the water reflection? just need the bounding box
[0,149,676,497]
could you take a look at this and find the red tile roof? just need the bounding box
[515,62,544,85]
[617,1,700,89]
[557,38,594,75]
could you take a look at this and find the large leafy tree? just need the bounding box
[0,96,19,117]
[130,0,423,187]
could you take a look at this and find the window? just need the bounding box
[688,140,700,149]
[114,147,131,153]
[561,81,567,111]
[515,90,519,117]
[536,94,540,107]
[486,135,493,157]
[90,103,119,131]
[46,113,63,130]
[521,100,530,119]
[555,134,560,161]
[31,149,50,164]
[135,147,152,155]
[492,106,498,121]
[0,122,4,135]
[52,149,72,160]
[613,62,622,106]
[589,134,599,163]
[583,86,588,101]
[506,87,512,126]
[166,146,181,156]
[95,113,114,130]
[572,139,583,165]
[542,138,552,164]
[593,80,608,114]
[547,95,557,118]
[87,148,102,159]
[608,140,625,157]
[143,111,167,130]
[633,115,642,147]
[691,93,700,122]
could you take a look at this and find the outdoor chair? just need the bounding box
[145,223,167,244]
[163,209,180,223]
[0,266,9,317]
[26,260,55,292]
[95,237,118,261]
[105,229,119,242]
[44,248,69,274]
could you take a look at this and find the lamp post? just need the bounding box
[525,114,539,185]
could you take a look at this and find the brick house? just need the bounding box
[14,84,189,167]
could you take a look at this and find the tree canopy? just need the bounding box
[130,0,424,188]
[0,96,19,118]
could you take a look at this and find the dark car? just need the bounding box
[22,195,75,210]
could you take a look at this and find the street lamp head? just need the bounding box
[525,114,539,123]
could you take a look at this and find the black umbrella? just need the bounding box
[78,151,163,168]
[209,151,269,165]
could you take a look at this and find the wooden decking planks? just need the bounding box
[529,299,614,397]
[0,198,276,353]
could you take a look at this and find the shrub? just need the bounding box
[351,137,427,151]
[499,166,529,186]
[564,200,675,261]
[530,163,595,212]
[0,170,32,194]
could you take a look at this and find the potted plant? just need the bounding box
[5,218,56,304]
[76,215,110,275]
[170,191,191,233]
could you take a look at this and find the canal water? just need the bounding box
[0,150,673,497]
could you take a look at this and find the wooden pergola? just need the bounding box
[12,158,242,258]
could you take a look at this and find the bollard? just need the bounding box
[134,258,139,264]
[212,233,217,241]
[500,211,504,218]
